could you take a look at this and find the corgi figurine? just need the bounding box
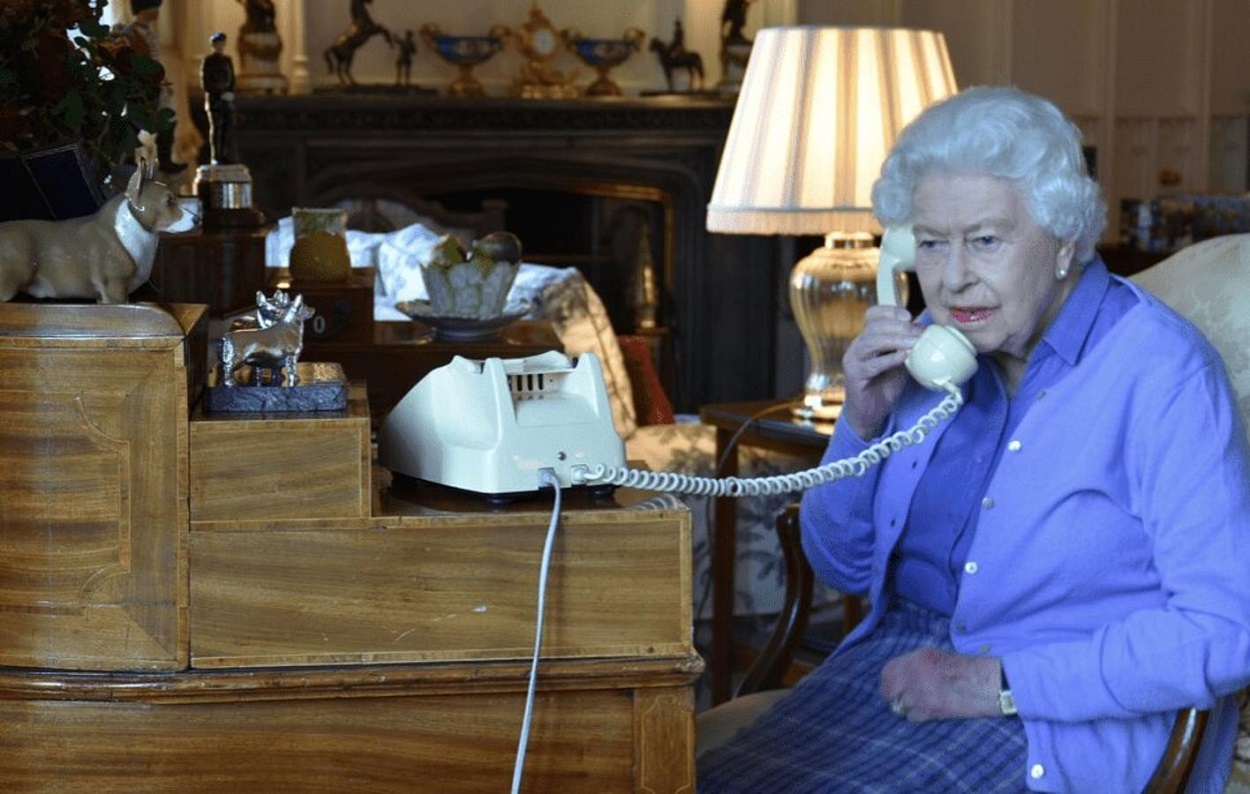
[0,161,198,304]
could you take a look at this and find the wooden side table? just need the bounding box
[698,399,833,704]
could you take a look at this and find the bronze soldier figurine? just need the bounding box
[202,32,236,164]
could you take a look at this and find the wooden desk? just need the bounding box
[0,474,700,790]
[0,304,697,791]
[698,400,833,704]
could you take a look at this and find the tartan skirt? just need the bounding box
[697,599,1029,793]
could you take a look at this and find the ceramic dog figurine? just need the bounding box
[0,163,198,304]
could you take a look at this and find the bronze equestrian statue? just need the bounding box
[650,36,704,93]
[324,0,393,85]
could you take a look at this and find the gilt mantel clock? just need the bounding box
[513,3,579,99]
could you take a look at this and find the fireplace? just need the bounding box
[230,93,779,411]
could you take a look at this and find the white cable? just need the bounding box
[511,467,562,794]
[576,384,964,497]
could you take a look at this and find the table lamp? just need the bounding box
[707,26,957,420]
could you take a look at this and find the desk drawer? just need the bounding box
[189,506,693,668]
[0,662,697,792]
[189,387,371,521]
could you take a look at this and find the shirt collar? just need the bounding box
[1040,256,1111,366]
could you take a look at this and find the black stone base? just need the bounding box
[206,361,348,413]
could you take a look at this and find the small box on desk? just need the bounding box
[151,226,269,315]
[189,383,372,522]
[269,268,375,345]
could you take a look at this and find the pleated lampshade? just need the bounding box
[707,26,957,236]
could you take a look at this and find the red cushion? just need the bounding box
[616,335,675,426]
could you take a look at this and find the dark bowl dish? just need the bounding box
[568,38,639,68]
[428,35,504,66]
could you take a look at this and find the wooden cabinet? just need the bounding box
[0,303,206,671]
[0,306,697,791]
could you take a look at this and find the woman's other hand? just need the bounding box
[880,647,1004,721]
[840,305,921,438]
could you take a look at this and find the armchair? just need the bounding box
[698,233,1250,790]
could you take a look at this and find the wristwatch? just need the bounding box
[998,666,1018,716]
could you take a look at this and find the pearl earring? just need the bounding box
[1057,267,1069,280]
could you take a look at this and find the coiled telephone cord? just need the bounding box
[576,384,964,497]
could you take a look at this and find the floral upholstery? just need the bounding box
[1131,234,1250,791]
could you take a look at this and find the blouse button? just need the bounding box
[982,496,995,509]
[1030,764,1046,779]
[964,561,979,575]
[1007,439,1022,452]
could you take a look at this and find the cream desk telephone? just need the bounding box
[378,227,979,499]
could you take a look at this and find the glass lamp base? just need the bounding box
[789,232,880,424]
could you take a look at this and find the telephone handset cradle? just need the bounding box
[876,226,978,391]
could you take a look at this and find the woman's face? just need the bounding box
[911,171,1077,371]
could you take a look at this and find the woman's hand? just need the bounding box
[880,647,1004,721]
[840,306,922,439]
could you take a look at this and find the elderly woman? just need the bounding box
[697,86,1250,792]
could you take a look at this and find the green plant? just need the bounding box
[0,0,170,182]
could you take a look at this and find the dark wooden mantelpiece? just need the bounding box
[231,93,779,411]
[236,93,737,137]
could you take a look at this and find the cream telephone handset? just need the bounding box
[876,226,978,391]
